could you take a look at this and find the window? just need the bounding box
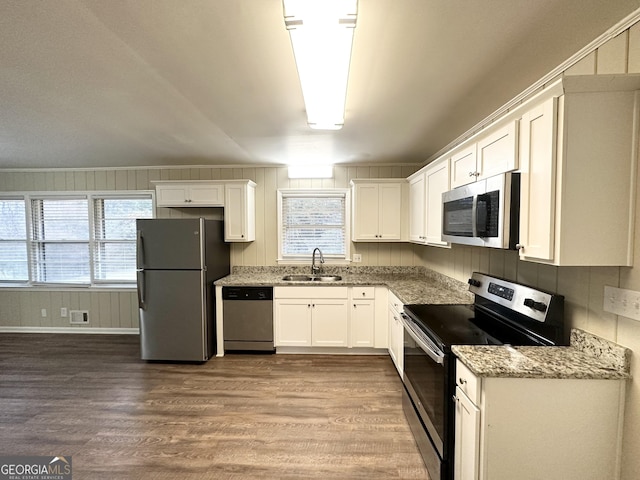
[278,189,349,261]
[93,197,153,282]
[0,192,153,286]
[0,198,28,281]
[30,197,91,284]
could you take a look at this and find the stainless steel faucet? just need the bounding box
[311,247,324,275]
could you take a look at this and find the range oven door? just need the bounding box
[401,313,450,480]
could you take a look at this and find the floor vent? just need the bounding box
[69,310,90,324]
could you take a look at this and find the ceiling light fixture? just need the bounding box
[288,164,334,179]
[283,0,357,130]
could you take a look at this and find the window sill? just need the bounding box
[0,283,137,292]
[277,258,353,266]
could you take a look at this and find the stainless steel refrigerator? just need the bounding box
[136,218,230,361]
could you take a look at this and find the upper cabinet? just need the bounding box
[450,121,519,188]
[224,180,256,242]
[153,180,256,243]
[155,181,224,207]
[351,179,407,242]
[408,158,450,246]
[517,76,640,266]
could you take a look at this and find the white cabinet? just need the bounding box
[408,173,426,243]
[274,287,348,347]
[453,359,626,480]
[155,181,225,207]
[425,158,450,246]
[387,291,404,376]
[350,287,375,347]
[224,180,256,242]
[409,159,450,246]
[351,179,406,241]
[450,121,518,188]
[517,77,639,266]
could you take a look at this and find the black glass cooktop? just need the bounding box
[403,303,548,352]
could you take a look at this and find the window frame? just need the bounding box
[277,188,351,265]
[0,196,29,283]
[0,191,154,287]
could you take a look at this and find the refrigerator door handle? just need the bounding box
[137,270,146,310]
[136,229,144,268]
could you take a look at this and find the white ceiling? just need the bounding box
[1,0,639,170]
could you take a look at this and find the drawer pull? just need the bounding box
[459,378,467,385]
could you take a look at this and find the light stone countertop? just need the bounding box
[452,329,631,380]
[214,266,475,306]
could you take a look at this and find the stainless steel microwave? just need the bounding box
[441,172,520,249]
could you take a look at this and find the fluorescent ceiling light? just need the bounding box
[288,164,334,179]
[283,0,357,130]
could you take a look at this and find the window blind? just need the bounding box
[30,197,90,284]
[93,197,153,281]
[281,193,346,257]
[0,199,28,281]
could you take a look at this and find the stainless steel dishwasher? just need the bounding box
[221,286,274,352]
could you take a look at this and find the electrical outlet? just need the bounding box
[40,309,47,318]
[603,285,640,321]
[60,307,68,317]
[352,253,362,263]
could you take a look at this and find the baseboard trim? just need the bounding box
[275,346,390,355]
[0,326,139,335]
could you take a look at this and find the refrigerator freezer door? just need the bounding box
[136,218,204,270]
[139,269,208,361]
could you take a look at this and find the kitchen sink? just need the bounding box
[281,275,342,282]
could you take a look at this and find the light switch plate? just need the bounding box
[352,253,362,263]
[603,285,640,321]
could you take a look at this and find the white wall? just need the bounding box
[417,22,640,480]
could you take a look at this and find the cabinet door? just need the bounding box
[451,144,478,188]
[388,306,403,376]
[189,184,224,206]
[352,184,380,240]
[225,183,255,242]
[477,121,518,180]
[518,97,558,262]
[454,387,481,480]
[311,300,348,347]
[350,299,375,347]
[275,299,312,346]
[155,184,190,207]
[378,183,402,240]
[425,159,450,246]
[409,174,427,243]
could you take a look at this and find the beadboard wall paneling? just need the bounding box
[0,164,419,333]
[416,23,640,480]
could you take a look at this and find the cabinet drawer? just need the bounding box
[352,286,375,299]
[274,286,348,299]
[388,291,403,312]
[456,360,480,405]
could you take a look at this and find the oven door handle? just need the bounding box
[400,313,445,365]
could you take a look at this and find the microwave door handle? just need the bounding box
[471,195,478,237]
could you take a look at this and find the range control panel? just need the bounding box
[467,272,561,323]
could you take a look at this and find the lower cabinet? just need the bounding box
[454,359,626,480]
[388,291,404,376]
[274,286,388,350]
[274,287,349,347]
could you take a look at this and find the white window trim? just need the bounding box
[276,188,351,265]
[0,190,155,288]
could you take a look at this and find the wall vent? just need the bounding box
[69,310,89,324]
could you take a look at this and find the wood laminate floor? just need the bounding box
[0,334,429,480]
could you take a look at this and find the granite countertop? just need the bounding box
[453,329,631,380]
[215,266,475,306]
